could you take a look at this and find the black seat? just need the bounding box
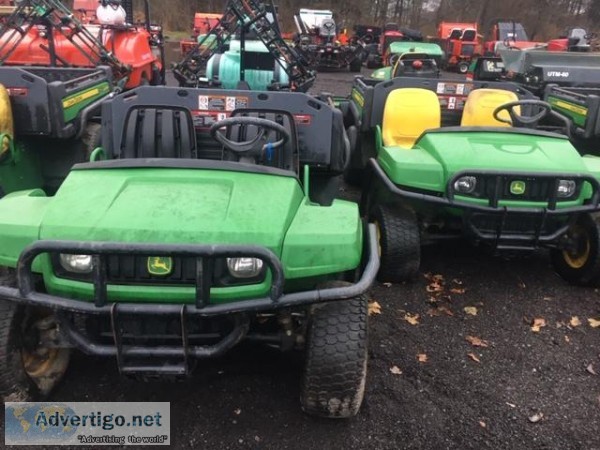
[223,110,299,172]
[118,107,197,159]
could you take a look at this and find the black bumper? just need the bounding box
[0,226,379,372]
[0,224,379,316]
[368,158,600,247]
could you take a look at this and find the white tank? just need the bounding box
[96,4,127,26]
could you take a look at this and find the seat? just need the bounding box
[119,107,197,159]
[382,88,441,148]
[223,110,299,172]
[461,89,520,127]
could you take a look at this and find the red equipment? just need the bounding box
[180,12,222,56]
[484,20,543,55]
[437,22,481,73]
[0,0,164,89]
[547,28,593,52]
[365,23,423,68]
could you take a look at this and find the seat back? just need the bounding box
[224,109,299,172]
[382,88,441,148]
[461,89,519,127]
[119,107,197,159]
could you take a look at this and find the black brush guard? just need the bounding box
[0,225,379,375]
[367,158,600,250]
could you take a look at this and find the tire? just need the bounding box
[458,62,469,74]
[366,54,377,69]
[349,58,362,73]
[0,269,70,401]
[372,204,420,282]
[551,213,600,286]
[81,122,102,162]
[301,282,368,419]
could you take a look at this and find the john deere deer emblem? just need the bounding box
[510,180,526,195]
[147,256,173,276]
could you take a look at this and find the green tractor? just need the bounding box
[369,42,444,81]
[0,85,378,418]
[340,76,600,284]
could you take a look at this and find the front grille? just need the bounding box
[479,176,559,202]
[107,255,198,285]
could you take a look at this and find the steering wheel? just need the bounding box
[210,117,290,155]
[493,100,552,128]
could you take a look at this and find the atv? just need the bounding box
[0,84,378,418]
[352,77,600,285]
[370,45,443,81]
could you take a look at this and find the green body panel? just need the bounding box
[547,95,588,128]
[388,42,444,57]
[379,129,600,207]
[62,82,111,123]
[281,199,362,278]
[0,167,362,304]
[371,66,392,81]
[0,142,44,196]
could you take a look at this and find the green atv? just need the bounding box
[370,42,444,81]
[0,85,378,418]
[343,77,600,284]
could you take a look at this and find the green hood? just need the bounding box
[380,130,595,193]
[39,167,303,254]
[421,131,587,174]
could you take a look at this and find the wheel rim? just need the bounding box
[562,225,591,269]
[20,313,69,391]
[22,348,62,379]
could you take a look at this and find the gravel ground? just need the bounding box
[4,66,600,450]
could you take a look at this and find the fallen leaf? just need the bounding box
[564,335,571,344]
[543,297,553,301]
[452,278,463,285]
[427,305,455,317]
[425,273,444,283]
[234,408,242,415]
[588,318,600,328]
[464,306,478,316]
[570,316,582,327]
[467,352,481,363]
[466,335,489,348]
[479,421,487,428]
[587,364,597,375]
[518,280,526,289]
[531,318,547,333]
[417,353,428,363]
[403,313,420,326]
[390,365,402,375]
[450,287,466,294]
[368,301,382,316]
[383,282,392,288]
[528,412,543,423]
[506,402,516,408]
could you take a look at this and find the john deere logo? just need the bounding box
[510,180,526,195]
[147,256,173,276]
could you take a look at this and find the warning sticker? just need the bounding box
[294,114,312,126]
[198,95,249,111]
[192,110,230,129]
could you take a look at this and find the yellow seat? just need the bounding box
[0,85,13,158]
[461,89,520,127]
[382,88,441,148]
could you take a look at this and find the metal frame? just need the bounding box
[367,158,600,247]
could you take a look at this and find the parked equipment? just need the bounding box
[174,0,315,92]
[436,22,481,73]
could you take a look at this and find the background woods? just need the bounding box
[143,0,598,39]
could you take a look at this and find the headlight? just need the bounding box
[453,176,477,194]
[557,179,577,198]
[59,254,93,274]
[227,257,264,279]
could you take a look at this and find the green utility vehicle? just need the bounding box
[340,76,600,284]
[0,85,378,418]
